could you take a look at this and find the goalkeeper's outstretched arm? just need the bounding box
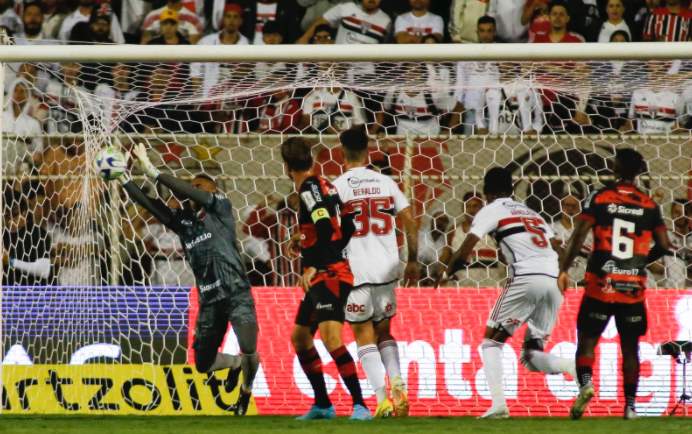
[132,143,215,209]
[120,180,177,231]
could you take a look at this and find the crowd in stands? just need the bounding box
[1,1,691,288]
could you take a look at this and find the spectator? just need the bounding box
[253,88,302,133]
[2,189,52,286]
[598,0,631,42]
[455,16,501,134]
[493,73,545,134]
[550,194,592,285]
[240,0,304,44]
[15,2,51,44]
[146,8,190,45]
[622,61,683,134]
[586,30,636,132]
[47,202,99,285]
[41,0,68,39]
[523,0,550,41]
[531,1,585,42]
[570,0,601,42]
[3,78,43,165]
[144,195,195,287]
[94,63,139,131]
[254,20,294,80]
[301,85,367,133]
[82,5,114,43]
[299,0,391,45]
[0,0,23,36]
[190,3,249,98]
[382,63,457,136]
[449,0,489,43]
[643,0,692,41]
[298,0,348,31]
[394,0,444,43]
[44,62,90,133]
[664,198,690,288]
[271,192,301,286]
[418,211,453,285]
[241,197,278,286]
[59,0,125,43]
[447,192,501,286]
[488,0,528,42]
[631,0,659,41]
[141,0,203,44]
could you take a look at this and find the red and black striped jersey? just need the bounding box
[579,182,666,303]
[643,7,692,42]
[298,175,350,272]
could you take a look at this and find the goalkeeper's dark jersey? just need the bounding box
[578,182,665,304]
[169,194,248,304]
[123,182,248,305]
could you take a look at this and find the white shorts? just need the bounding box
[345,281,397,323]
[487,274,563,342]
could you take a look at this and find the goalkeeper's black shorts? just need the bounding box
[193,289,257,359]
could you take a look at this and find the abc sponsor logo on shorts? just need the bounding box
[346,304,366,313]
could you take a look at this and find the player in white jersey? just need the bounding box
[436,167,575,419]
[333,125,419,417]
[626,87,683,134]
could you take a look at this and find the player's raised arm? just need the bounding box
[131,143,215,209]
[120,178,177,231]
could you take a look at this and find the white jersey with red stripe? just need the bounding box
[333,166,410,286]
[629,88,683,134]
[323,3,391,45]
[469,197,558,278]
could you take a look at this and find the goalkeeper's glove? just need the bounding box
[132,142,160,179]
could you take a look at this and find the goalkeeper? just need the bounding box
[115,144,259,416]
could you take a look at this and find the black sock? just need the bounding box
[576,355,594,388]
[297,347,331,408]
[330,345,365,407]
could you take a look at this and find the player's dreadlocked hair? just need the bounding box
[281,137,313,172]
[615,148,646,181]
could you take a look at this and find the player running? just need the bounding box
[333,125,419,417]
[116,144,260,415]
[436,167,576,419]
[559,149,671,420]
[281,137,371,421]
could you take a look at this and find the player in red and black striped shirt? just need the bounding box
[280,137,371,421]
[559,149,672,420]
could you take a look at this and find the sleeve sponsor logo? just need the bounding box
[300,191,316,211]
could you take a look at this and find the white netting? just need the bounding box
[1,55,690,381]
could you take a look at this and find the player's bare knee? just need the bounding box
[291,326,312,352]
[321,333,343,352]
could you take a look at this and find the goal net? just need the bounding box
[1,45,691,417]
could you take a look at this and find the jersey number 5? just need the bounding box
[612,218,635,259]
[523,217,548,248]
[347,197,394,237]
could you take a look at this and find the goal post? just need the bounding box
[0,43,691,417]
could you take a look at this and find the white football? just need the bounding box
[95,147,127,181]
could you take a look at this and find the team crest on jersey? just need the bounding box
[348,176,361,188]
[360,21,371,34]
[607,203,618,214]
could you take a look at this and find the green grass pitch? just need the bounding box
[0,416,687,434]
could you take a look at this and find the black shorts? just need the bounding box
[193,290,258,356]
[576,296,647,339]
[294,279,352,330]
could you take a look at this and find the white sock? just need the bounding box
[358,344,387,403]
[378,340,402,381]
[525,350,576,376]
[209,353,241,372]
[481,339,506,409]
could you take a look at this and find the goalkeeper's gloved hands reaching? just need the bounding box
[132,142,160,179]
